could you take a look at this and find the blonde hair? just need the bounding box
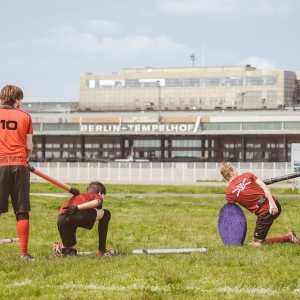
[219,162,235,181]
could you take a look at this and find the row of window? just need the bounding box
[32,150,288,161]
[86,76,277,89]
[157,93,277,107]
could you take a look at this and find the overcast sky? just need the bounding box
[0,0,299,101]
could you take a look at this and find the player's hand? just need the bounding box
[63,205,78,214]
[269,201,278,215]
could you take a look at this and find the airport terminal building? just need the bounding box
[19,65,300,163]
[79,65,300,111]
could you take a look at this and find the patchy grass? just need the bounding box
[29,182,299,195]
[1,186,300,299]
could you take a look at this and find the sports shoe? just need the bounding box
[53,242,63,257]
[20,254,34,261]
[61,248,77,256]
[286,231,300,245]
[249,241,261,247]
[96,249,116,256]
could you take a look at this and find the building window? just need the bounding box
[159,98,165,106]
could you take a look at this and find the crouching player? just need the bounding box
[220,162,300,246]
[54,181,115,257]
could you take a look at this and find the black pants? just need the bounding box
[254,200,281,240]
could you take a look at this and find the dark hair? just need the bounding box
[86,181,106,195]
[0,85,24,106]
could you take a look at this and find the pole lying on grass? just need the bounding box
[29,166,80,196]
[263,171,300,185]
[77,248,207,256]
[0,238,19,244]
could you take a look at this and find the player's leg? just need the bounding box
[253,201,292,244]
[57,214,78,256]
[10,166,33,260]
[56,209,98,256]
[95,209,114,256]
[0,166,11,214]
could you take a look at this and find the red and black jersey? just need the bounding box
[0,105,33,166]
[225,172,275,216]
[58,192,103,215]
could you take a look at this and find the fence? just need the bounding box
[29,161,294,184]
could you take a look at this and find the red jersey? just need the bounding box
[225,172,273,216]
[58,192,103,215]
[0,105,33,166]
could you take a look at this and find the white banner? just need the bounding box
[291,143,300,172]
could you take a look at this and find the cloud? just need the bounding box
[83,20,121,34]
[156,0,292,16]
[237,56,281,70]
[34,23,190,58]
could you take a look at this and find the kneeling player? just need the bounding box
[220,162,300,246]
[54,181,114,257]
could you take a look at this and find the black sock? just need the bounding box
[98,209,111,253]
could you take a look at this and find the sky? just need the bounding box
[0,0,299,101]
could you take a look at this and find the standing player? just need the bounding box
[54,181,115,257]
[0,85,34,260]
[219,162,300,246]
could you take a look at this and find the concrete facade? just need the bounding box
[79,65,299,111]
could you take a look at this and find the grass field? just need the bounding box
[1,183,300,299]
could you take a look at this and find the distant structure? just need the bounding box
[79,65,300,111]
[190,53,197,67]
[15,64,300,164]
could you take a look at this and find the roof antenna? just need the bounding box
[190,53,197,67]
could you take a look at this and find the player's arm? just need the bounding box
[255,178,278,214]
[77,199,103,210]
[63,198,103,214]
[26,134,33,159]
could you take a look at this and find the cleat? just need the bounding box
[53,242,63,257]
[96,249,116,257]
[286,231,300,245]
[249,242,261,247]
[61,248,77,256]
[20,253,34,261]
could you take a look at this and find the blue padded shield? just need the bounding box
[218,203,247,246]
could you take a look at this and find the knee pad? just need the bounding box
[98,209,111,224]
[15,212,29,221]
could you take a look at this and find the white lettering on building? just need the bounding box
[81,123,195,133]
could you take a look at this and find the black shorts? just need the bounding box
[254,200,281,240]
[57,209,97,247]
[0,165,31,213]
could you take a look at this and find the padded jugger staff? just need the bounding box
[263,171,300,185]
[0,238,19,244]
[29,166,80,195]
[78,248,207,255]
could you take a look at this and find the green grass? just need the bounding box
[1,183,300,299]
[29,182,300,195]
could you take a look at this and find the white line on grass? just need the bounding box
[7,280,300,295]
